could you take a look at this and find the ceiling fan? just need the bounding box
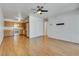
[32,5,48,14]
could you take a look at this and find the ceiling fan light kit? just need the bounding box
[37,11,42,14]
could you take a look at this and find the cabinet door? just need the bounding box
[4,21,14,27]
[4,30,13,36]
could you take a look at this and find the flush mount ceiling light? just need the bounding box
[31,5,48,15]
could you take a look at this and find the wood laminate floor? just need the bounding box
[0,35,79,56]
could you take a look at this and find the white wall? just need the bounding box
[48,10,79,43]
[0,8,4,45]
[29,14,43,38]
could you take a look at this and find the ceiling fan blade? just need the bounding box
[41,10,48,12]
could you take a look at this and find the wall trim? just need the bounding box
[48,36,79,45]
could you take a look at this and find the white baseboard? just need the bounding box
[48,35,79,44]
[29,35,43,39]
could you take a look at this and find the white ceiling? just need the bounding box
[0,3,79,19]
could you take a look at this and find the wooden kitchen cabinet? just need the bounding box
[4,20,29,37]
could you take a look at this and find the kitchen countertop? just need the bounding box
[5,19,29,23]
